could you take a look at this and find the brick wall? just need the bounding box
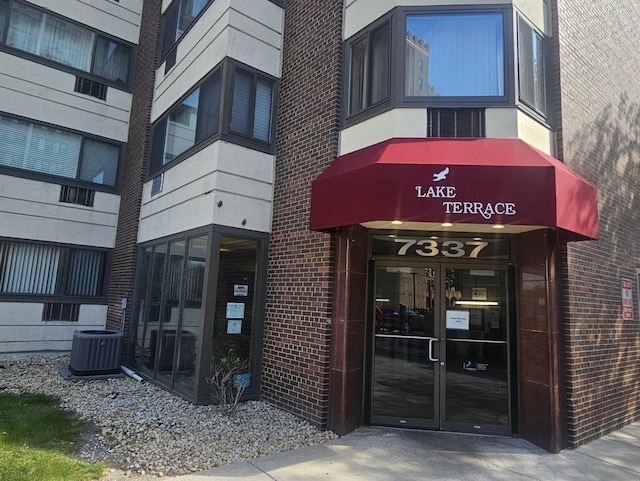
[261,0,344,427]
[105,0,161,343]
[553,0,640,446]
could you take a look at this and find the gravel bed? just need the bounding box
[0,355,337,479]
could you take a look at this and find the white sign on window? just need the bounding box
[227,319,242,334]
[226,302,245,319]
[234,284,249,297]
[446,310,470,330]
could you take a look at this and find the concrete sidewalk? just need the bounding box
[167,422,640,480]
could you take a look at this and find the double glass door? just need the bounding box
[371,262,511,434]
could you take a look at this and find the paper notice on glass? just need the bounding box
[234,284,249,297]
[226,302,245,319]
[227,319,242,334]
[446,310,470,330]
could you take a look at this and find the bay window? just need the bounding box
[0,113,121,188]
[0,0,132,86]
[150,60,276,176]
[0,240,107,299]
[345,7,549,124]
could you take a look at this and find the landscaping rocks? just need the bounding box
[0,355,337,479]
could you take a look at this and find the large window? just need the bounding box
[149,61,276,176]
[0,240,107,298]
[348,21,390,116]
[131,227,267,403]
[0,113,121,187]
[0,0,132,86]
[406,13,504,97]
[161,0,212,61]
[517,17,546,115]
[345,7,551,124]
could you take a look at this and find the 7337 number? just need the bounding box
[393,239,489,258]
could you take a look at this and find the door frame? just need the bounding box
[366,256,515,435]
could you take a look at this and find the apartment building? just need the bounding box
[2,0,639,453]
[0,0,142,350]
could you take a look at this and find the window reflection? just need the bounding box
[405,13,504,97]
[212,237,258,388]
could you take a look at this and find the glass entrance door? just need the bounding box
[371,262,511,434]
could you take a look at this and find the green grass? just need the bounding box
[0,392,106,481]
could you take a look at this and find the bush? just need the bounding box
[206,350,249,416]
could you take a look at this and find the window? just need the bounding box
[0,0,132,86]
[517,17,546,115]
[133,233,209,394]
[0,240,107,298]
[230,70,274,142]
[345,7,519,124]
[161,0,212,62]
[348,21,390,116]
[150,70,221,172]
[0,113,121,187]
[406,13,504,97]
[130,228,266,403]
[149,61,275,176]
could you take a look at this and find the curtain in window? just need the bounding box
[80,139,119,186]
[0,242,60,294]
[6,3,42,55]
[0,114,81,179]
[253,80,272,141]
[7,4,94,72]
[67,250,105,296]
[230,70,252,135]
[406,13,504,97]
[94,37,131,84]
[41,15,94,71]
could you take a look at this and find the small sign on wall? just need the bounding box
[622,278,634,320]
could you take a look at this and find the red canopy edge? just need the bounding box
[309,138,599,241]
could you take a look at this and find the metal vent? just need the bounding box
[427,108,486,138]
[68,330,123,376]
[43,303,79,322]
[74,76,108,100]
[60,185,95,207]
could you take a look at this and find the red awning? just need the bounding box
[310,138,599,241]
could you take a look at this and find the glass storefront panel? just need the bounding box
[130,229,264,402]
[211,236,258,388]
[174,235,207,391]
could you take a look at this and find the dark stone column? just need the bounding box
[328,225,368,435]
[517,229,565,452]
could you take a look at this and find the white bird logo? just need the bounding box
[433,167,449,182]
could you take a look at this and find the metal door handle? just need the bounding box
[428,338,439,362]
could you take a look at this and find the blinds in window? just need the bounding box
[0,115,80,179]
[0,242,60,294]
[230,70,252,135]
[253,80,272,141]
[67,249,104,296]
